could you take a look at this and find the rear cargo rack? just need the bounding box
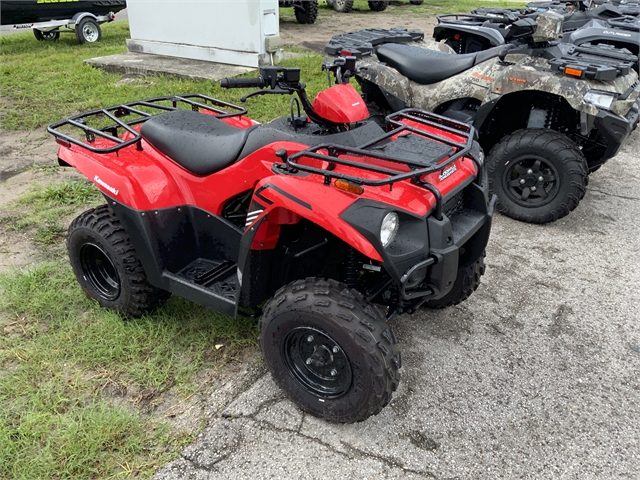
[286,109,477,220]
[47,94,247,154]
[325,27,424,58]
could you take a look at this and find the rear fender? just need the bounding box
[56,144,187,210]
[356,59,412,110]
[433,24,505,49]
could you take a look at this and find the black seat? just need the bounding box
[376,43,505,85]
[237,117,385,159]
[140,110,256,176]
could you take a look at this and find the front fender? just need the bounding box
[236,175,383,309]
[242,175,382,261]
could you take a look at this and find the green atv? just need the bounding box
[352,12,640,223]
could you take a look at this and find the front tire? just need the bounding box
[260,278,401,423]
[294,0,319,24]
[75,17,102,44]
[424,252,485,309]
[487,129,588,224]
[368,1,388,11]
[330,0,355,13]
[67,205,170,317]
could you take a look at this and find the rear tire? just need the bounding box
[294,0,319,24]
[260,278,400,423]
[424,252,485,309]
[67,205,170,317]
[75,17,102,44]
[487,129,588,224]
[368,1,388,11]
[329,0,354,13]
[33,29,60,41]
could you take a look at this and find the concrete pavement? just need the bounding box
[154,131,640,478]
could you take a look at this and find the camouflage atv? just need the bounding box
[352,12,640,223]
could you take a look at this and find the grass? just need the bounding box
[0,182,258,478]
[0,0,527,131]
[4,180,103,244]
[0,22,330,130]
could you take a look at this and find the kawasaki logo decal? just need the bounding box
[439,165,457,182]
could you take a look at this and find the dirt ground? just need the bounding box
[0,129,64,273]
[5,9,636,465]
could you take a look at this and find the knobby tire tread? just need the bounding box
[487,129,588,224]
[68,205,170,317]
[260,277,400,423]
[294,0,319,24]
[425,252,486,309]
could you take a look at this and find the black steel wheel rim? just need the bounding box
[283,326,352,398]
[42,31,58,40]
[502,155,560,207]
[79,243,120,300]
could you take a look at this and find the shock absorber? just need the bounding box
[545,97,559,130]
[345,247,359,289]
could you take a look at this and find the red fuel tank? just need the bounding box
[312,84,370,124]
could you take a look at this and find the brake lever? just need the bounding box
[240,88,292,102]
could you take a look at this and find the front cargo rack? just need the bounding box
[285,109,478,220]
[550,43,638,81]
[48,94,247,154]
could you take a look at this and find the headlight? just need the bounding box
[584,91,616,110]
[380,212,399,248]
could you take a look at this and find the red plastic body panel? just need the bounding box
[56,111,477,262]
[312,84,369,124]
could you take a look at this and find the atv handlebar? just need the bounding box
[219,61,360,130]
[219,77,266,89]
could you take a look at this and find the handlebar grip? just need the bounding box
[220,77,264,88]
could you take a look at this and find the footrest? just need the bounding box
[179,259,236,287]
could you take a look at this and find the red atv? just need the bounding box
[48,58,495,422]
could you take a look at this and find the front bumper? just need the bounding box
[341,175,496,302]
[594,104,639,162]
[402,183,496,301]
